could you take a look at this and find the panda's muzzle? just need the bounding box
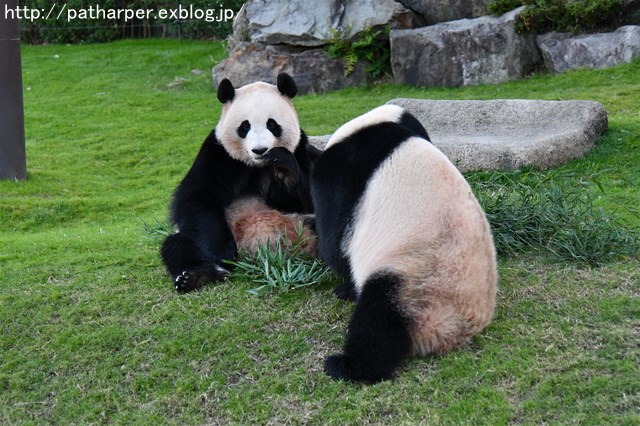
[251,147,268,156]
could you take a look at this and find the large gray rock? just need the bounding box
[537,26,640,73]
[309,99,608,172]
[398,0,490,25]
[212,42,367,94]
[390,7,541,88]
[232,0,418,47]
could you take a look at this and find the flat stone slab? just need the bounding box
[309,98,608,172]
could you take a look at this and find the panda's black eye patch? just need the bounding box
[237,120,251,138]
[266,118,282,137]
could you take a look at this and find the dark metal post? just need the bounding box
[0,0,27,180]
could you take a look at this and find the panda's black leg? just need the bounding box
[174,266,229,294]
[160,233,230,293]
[160,232,200,278]
[324,272,412,383]
[334,279,357,302]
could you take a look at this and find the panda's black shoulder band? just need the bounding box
[277,73,297,99]
[217,78,235,104]
[399,111,431,142]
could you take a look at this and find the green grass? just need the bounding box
[225,233,332,297]
[468,168,639,265]
[1,39,639,424]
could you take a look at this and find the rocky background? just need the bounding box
[213,0,640,94]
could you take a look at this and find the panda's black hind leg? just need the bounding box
[174,267,229,293]
[334,279,357,302]
[324,272,412,383]
[161,232,229,293]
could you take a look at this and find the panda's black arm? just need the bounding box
[295,133,321,211]
[171,199,238,261]
[262,151,314,213]
[296,131,320,168]
[262,132,317,213]
[170,132,245,263]
[164,195,237,292]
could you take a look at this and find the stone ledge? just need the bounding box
[309,98,608,172]
[537,26,640,74]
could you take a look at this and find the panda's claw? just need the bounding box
[174,270,196,293]
[174,265,231,293]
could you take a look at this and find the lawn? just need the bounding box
[1,39,638,424]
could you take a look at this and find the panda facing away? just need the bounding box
[310,105,498,383]
[161,73,320,293]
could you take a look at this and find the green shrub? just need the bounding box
[167,0,245,41]
[469,169,639,266]
[225,231,332,297]
[488,0,623,34]
[326,26,392,79]
[19,0,244,44]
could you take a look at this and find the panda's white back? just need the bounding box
[345,136,498,355]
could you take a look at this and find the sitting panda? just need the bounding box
[161,73,320,293]
[310,104,498,383]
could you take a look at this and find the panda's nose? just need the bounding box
[252,147,268,156]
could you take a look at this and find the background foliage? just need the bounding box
[23,0,638,45]
[19,0,244,44]
[488,0,626,33]
[326,26,392,79]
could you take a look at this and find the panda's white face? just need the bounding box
[216,82,301,166]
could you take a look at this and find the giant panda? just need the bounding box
[310,104,498,383]
[161,73,320,293]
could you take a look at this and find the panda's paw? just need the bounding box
[324,354,389,384]
[334,281,357,302]
[174,266,231,293]
[324,354,354,382]
[263,147,298,175]
[174,271,198,293]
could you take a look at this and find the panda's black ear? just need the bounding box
[217,78,235,104]
[276,73,297,99]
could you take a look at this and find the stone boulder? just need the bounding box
[398,0,490,25]
[232,0,419,47]
[390,7,540,88]
[212,42,368,94]
[537,26,640,74]
[309,99,608,172]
